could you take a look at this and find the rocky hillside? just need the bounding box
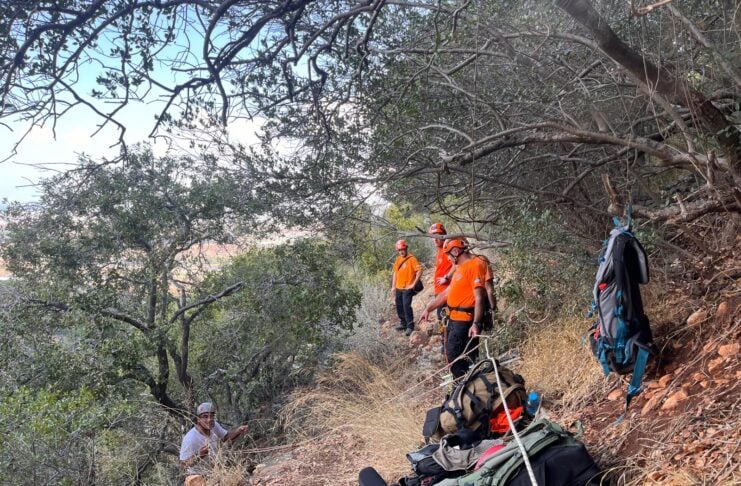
[248,240,739,486]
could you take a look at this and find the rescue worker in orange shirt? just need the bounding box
[391,239,423,336]
[420,238,487,378]
[429,223,453,321]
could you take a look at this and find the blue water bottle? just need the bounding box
[525,391,540,416]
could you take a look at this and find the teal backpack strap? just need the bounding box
[614,346,650,424]
[626,346,650,405]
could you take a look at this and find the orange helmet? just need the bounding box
[395,239,408,251]
[443,238,468,254]
[428,223,446,235]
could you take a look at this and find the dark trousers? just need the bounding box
[395,289,415,330]
[446,320,479,378]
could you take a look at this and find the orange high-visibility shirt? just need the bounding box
[393,254,421,289]
[433,247,453,295]
[446,256,487,321]
[476,254,494,282]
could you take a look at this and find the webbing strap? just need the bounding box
[448,305,475,319]
[597,340,610,376]
[614,346,650,425]
[451,305,475,312]
[627,346,650,400]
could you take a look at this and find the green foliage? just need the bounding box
[497,198,593,311]
[0,387,139,484]
[0,146,269,479]
[0,145,257,407]
[191,239,361,430]
[325,202,434,277]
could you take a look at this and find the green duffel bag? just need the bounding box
[457,419,600,486]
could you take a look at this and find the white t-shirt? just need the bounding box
[179,421,228,462]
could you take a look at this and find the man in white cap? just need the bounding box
[179,402,249,474]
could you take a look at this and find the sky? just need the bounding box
[0,12,267,203]
[1,105,155,202]
[0,99,264,203]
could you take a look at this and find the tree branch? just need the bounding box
[169,281,245,324]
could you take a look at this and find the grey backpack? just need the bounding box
[587,221,654,415]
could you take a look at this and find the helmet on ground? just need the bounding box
[443,238,469,254]
[428,223,447,235]
[395,239,408,250]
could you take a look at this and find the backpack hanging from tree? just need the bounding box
[587,217,654,416]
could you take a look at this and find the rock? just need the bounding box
[691,372,705,382]
[658,374,673,388]
[607,388,623,401]
[707,357,725,372]
[409,330,429,347]
[641,394,662,416]
[714,301,729,321]
[718,343,739,357]
[660,389,688,411]
[686,309,706,327]
[417,320,436,335]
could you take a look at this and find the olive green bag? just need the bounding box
[432,360,527,440]
[457,419,593,486]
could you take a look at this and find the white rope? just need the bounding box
[484,339,538,486]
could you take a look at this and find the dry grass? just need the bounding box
[344,276,399,361]
[209,450,251,486]
[282,352,425,478]
[517,314,607,411]
[249,262,739,485]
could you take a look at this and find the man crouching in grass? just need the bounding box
[180,402,249,484]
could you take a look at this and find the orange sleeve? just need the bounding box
[471,258,486,289]
[477,255,493,281]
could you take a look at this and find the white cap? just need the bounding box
[196,402,215,415]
